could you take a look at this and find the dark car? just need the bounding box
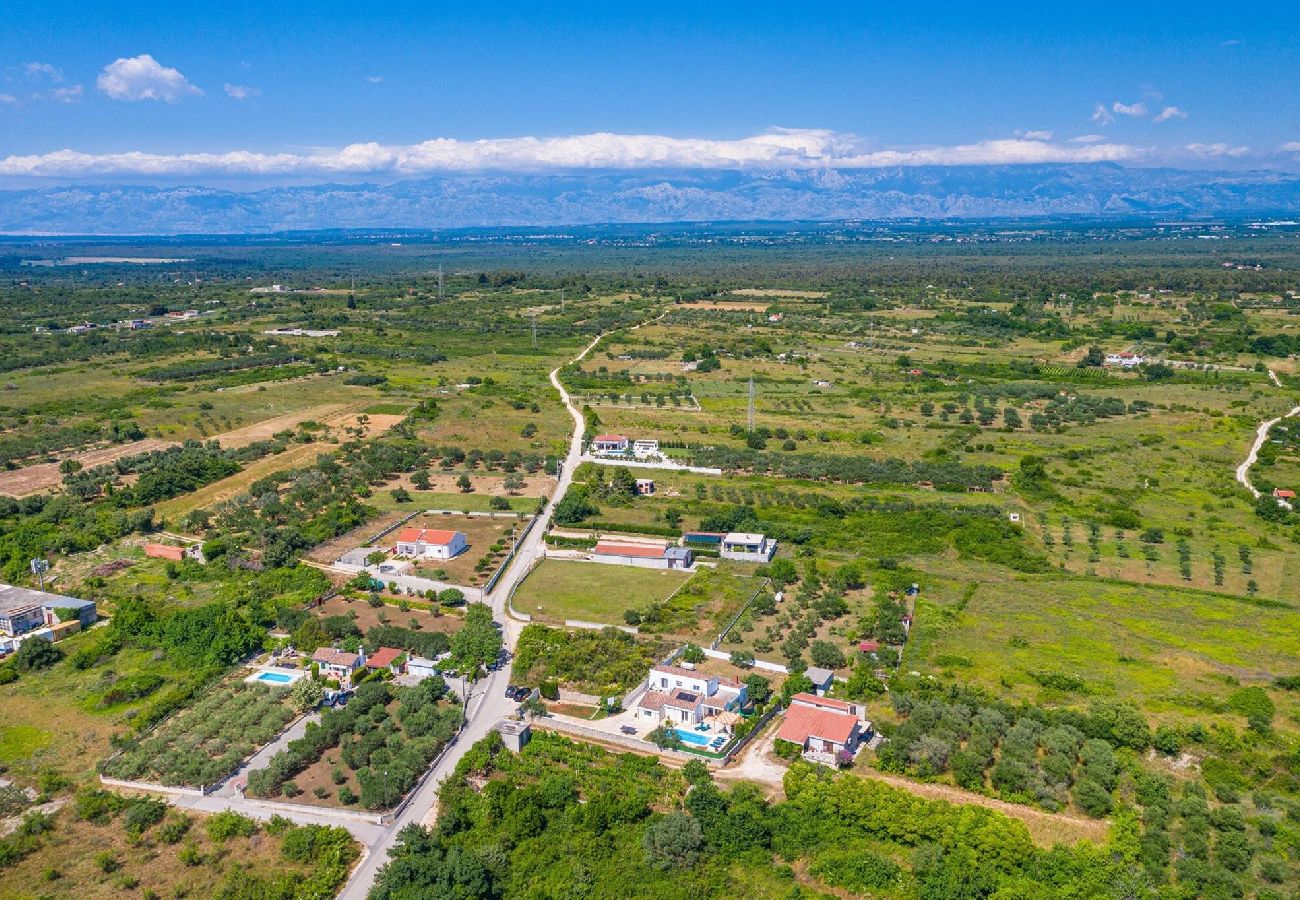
[504,684,520,700]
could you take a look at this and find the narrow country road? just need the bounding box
[1234,371,1300,500]
[335,329,610,899]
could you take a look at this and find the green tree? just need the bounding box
[643,812,704,870]
[290,677,324,712]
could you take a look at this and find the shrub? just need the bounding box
[123,798,167,835]
[75,787,124,824]
[94,851,120,873]
[206,810,257,842]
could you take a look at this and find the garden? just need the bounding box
[245,676,461,810]
[100,681,296,788]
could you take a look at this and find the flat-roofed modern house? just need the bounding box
[632,439,660,458]
[720,532,777,562]
[393,528,468,560]
[635,663,748,725]
[591,434,629,454]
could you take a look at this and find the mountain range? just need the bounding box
[2,163,1299,234]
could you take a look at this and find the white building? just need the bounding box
[632,439,660,459]
[591,434,629,454]
[1105,352,1145,367]
[635,663,748,726]
[393,527,468,560]
[720,532,777,562]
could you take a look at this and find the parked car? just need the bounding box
[504,684,519,700]
[620,725,638,736]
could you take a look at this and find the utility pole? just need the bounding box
[747,377,755,433]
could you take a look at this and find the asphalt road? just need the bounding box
[334,330,605,899]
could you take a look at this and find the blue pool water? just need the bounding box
[257,672,293,684]
[673,728,713,746]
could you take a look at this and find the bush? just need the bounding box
[75,788,124,824]
[123,798,167,834]
[206,810,257,842]
[773,739,803,761]
[95,851,120,873]
[158,815,191,844]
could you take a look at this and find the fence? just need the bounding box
[98,775,210,797]
[505,555,541,622]
[565,619,639,635]
[722,703,781,763]
[362,509,422,546]
[701,646,788,675]
[710,577,772,650]
[485,512,542,596]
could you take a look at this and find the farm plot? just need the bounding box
[245,677,460,810]
[100,681,296,788]
[0,437,174,497]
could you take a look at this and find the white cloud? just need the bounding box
[1091,103,1115,125]
[0,93,17,106]
[223,83,260,100]
[1112,101,1149,117]
[366,75,383,83]
[0,129,1144,179]
[1071,134,1106,144]
[1186,142,1250,158]
[1018,130,1053,141]
[96,55,202,102]
[23,62,62,81]
[1153,106,1188,123]
[50,85,83,103]
[1278,142,1300,153]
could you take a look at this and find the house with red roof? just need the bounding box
[591,434,629,454]
[776,692,872,766]
[393,527,468,560]
[312,646,365,687]
[365,646,406,675]
[1273,488,1296,500]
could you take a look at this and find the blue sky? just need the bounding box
[1,1,1298,183]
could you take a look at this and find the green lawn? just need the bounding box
[512,559,691,625]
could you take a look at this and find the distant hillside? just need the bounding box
[2,163,1299,234]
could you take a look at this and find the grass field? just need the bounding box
[907,571,1300,732]
[512,559,691,624]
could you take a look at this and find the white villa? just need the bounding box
[591,434,629,454]
[632,439,660,459]
[393,527,468,560]
[635,663,748,726]
[720,532,777,562]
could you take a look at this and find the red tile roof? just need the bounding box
[593,434,627,443]
[312,647,361,668]
[394,528,462,546]
[790,692,854,713]
[366,647,404,669]
[638,690,671,712]
[858,640,881,652]
[594,542,666,559]
[145,543,185,561]
[777,703,859,746]
[1274,489,1296,498]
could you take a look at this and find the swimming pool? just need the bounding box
[257,672,293,684]
[673,728,714,746]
